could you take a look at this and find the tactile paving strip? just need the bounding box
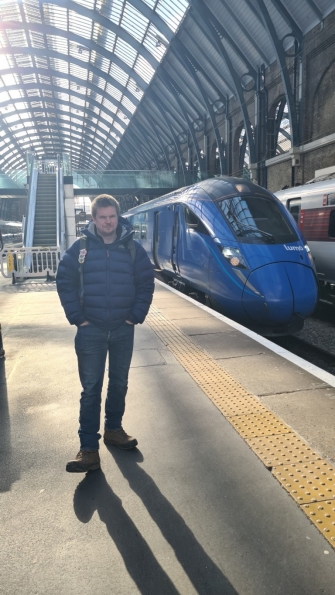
[146,305,335,546]
[246,435,322,468]
[273,461,335,503]
[302,501,335,543]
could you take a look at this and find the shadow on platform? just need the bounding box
[0,359,20,492]
[73,449,237,595]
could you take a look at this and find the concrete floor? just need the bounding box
[1,279,335,594]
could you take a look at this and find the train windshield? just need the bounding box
[216,195,298,244]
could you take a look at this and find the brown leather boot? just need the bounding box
[66,450,100,473]
[104,428,138,449]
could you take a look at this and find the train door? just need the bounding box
[153,211,160,269]
[171,205,180,274]
[178,205,210,291]
[287,198,301,227]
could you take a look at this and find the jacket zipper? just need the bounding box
[107,250,110,320]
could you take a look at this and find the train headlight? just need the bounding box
[220,246,247,269]
[304,244,313,261]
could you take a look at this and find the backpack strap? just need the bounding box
[126,238,136,265]
[78,236,87,306]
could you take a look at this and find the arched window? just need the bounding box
[269,98,291,157]
[239,127,251,179]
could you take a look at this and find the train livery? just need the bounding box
[123,177,318,336]
[275,178,335,291]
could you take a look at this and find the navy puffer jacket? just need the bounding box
[56,219,155,329]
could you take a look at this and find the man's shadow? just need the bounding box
[74,448,237,595]
[0,359,20,492]
[74,469,180,595]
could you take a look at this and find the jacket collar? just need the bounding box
[83,220,134,245]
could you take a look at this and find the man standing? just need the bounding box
[56,194,154,473]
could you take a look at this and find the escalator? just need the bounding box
[32,173,57,247]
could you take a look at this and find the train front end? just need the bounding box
[210,180,318,335]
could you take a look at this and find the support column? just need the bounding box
[63,181,76,248]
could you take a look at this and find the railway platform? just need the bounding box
[2,277,335,594]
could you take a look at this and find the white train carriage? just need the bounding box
[275,179,335,287]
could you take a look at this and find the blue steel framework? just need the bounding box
[0,0,333,184]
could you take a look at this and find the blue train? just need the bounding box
[123,177,318,335]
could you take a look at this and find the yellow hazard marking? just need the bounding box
[146,305,335,547]
[7,252,14,272]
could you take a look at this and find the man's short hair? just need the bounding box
[91,194,120,218]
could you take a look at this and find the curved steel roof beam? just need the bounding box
[303,0,323,20]
[7,1,159,70]
[152,82,189,131]
[133,120,162,160]
[206,0,268,64]
[125,0,174,41]
[158,69,204,175]
[150,89,186,183]
[118,140,147,168]
[181,28,235,97]
[109,94,175,169]
[0,112,119,161]
[189,4,256,164]
[0,46,141,107]
[172,39,227,173]
[252,0,300,146]
[162,59,212,115]
[0,127,114,169]
[138,107,171,169]
[0,99,123,151]
[3,22,152,89]
[126,122,159,166]
[189,7,259,77]
[0,77,132,125]
[252,0,303,41]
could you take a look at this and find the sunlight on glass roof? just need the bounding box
[0,0,189,171]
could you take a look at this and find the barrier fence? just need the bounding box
[0,247,60,283]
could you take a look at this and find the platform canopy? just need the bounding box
[0,0,333,173]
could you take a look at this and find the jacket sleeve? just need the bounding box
[56,241,87,326]
[127,243,155,324]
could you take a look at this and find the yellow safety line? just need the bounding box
[146,306,335,547]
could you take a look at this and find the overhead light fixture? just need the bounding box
[154,34,168,49]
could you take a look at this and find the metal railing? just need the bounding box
[0,246,60,283]
[23,157,38,248]
[56,155,66,256]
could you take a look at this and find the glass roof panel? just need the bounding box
[0,0,189,169]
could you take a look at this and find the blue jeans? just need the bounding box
[74,322,135,450]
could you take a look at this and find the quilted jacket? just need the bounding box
[56,219,155,329]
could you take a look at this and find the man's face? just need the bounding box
[93,206,118,239]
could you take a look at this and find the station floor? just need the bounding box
[2,277,335,594]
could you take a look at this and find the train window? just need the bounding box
[141,224,147,239]
[217,195,298,244]
[184,207,198,226]
[133,221,140,240]
[287,198,301,224]
[329,211,335,237]
[327,193,335,206]
[183,206,209,235]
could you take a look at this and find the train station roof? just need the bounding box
[0,0,334,172]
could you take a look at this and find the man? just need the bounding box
[56,194,154,473]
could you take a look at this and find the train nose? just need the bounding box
[242,263,318,325]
